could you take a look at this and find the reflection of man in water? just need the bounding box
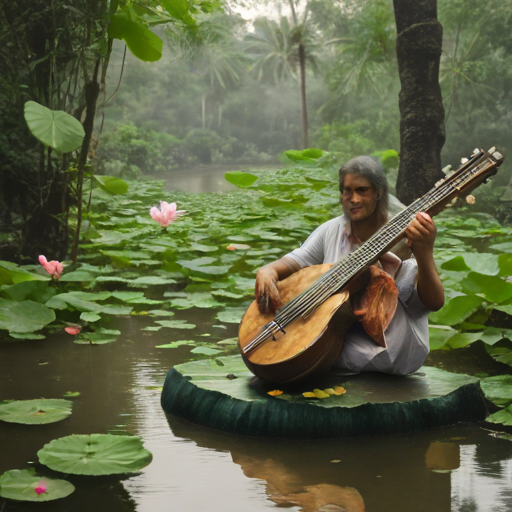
[255,156,444,376]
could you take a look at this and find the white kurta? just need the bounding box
[285,214,430,376]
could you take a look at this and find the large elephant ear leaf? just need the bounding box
[0,469,75,502]
[108,14,163,62]
[38,434,153,475]
[24,101,85,153]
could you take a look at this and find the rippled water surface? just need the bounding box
[1,310,512,512]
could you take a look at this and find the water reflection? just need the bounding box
[2,314,512,512]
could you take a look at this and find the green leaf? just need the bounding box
[0,299,55,333]
[480,375,512,408]
[487,405,512,426]
[428,325,456,350]
[37,434,152,475]
[130,276,176,286]
[461,272,512,304]
[485,345,512,367]
[189,242,219,252]
[441,256,470,272]
[216,307,246,324]
[1,281,51,302]
[0,469,75,502]
[0,399,72,425]
[447,331,482,349]
[59,271,95,282]
[24,101,84,153]
[108,15,163,62]
[224,171,258,188]
[93,175,129,195]
[9,332,46,340]
[177,257,231,275]
[191,346,223,355]
[80,312,101,322]
[284,150,315,162]
[498,253,512,277]
[300,148,323,159]
[429,295,484,326]
[155,319,196,329]
[155,340,196,349]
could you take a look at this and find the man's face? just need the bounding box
[341,173,380,222]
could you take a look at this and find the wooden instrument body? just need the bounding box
[238,264,356,383]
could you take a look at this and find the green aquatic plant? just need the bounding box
[0,399,72,425]
[0,469,75,502]
[37,434,152,475]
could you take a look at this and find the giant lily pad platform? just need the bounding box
[160,356,488,439]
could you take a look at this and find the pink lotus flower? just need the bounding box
[35,481,47,495]
[150,201,186,228]
[65,326,81,335]
[38,255,63,280]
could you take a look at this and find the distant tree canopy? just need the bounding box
[1,0,511,260]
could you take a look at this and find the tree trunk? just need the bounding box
[298,43,309,149]
[201,94,206,129]
[71,61,101,262]
[393,0,446,205]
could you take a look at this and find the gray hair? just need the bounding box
[338,156,389,219]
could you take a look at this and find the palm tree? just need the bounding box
[166,13,248,129]
[246,2,319,149]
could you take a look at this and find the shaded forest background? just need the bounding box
[1,0,512,262]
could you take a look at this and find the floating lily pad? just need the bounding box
[37,434,153,475]
[155,320,196,329]
[0,299,55,334]
[161,356,487,439]
[486,405,512,426]
[0,399,72,425]
[0,469,75,501]
[480,375,512,407]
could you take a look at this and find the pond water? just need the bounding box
[1,309,512,512]
[2,166,512,511]
[148,163,281,194]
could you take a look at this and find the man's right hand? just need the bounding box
[254,256,302,315]
[255,266,282,315]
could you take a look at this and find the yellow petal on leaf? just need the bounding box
[267,389,283,396]
[313,389,330,398]
[303,392,317,398]
[332,386,347,395]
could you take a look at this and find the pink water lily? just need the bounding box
[150,201,186,228]
[35,481,47,495]
[38,255,63,280]
[65,326,81,335]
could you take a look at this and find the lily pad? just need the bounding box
[161,356,487,438]
[0,469,75,501]
[0,299,55,334]
[0,399,72,424]
[486,405,512,426]
[37,434,153,475]
[480,375,512,407]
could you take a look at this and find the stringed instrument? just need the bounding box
[238,147,504,383]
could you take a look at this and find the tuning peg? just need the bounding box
[461,157,469,164]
